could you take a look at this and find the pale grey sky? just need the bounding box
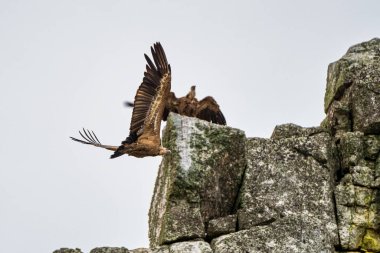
[0,1,379,252]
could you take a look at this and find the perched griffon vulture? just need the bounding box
[125,85,226,125]
[71,42,171,158]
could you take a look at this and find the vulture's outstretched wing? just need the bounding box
[70,129,118,151]
[111,42,171,158]
[196,96,226,125]
[124,91,226,125]
[124,91,178,122]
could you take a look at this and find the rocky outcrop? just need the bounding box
[147,115,339,253]
[324,38,380,135]
[53,38,380,253]
[147,38,380,253]
[148,115,246,247]
[323,38,380,252]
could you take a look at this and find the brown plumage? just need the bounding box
[71,42,171,158]
[125,85,226,125]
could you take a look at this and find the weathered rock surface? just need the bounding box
[235,124,338,252]
[212,217,336,253]
[322,38,380,252]
[53,249,83,253]
[153,241,212,253]
[90,248,129,253]
[207,214,237,238]
[335,168,380,251]
[271,123,325,139]
[129,248,151,253]
[324,38,380,134]
[148,114,246,247]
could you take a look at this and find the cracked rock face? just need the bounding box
[147,119,343,253]
[324,38,380,135]
[207,214,237,238]
[235,124,338,252]
[324,38,380,252]
[148,113,246,247]
[212,217,336,253]
[335,146,380,251]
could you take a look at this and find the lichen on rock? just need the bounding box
[324,38,380,134]
[324,38,380,252]
[236,125,338,251]
[148,113,246,247]
[212,217,336,253]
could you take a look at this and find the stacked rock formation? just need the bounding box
[323,38,380,252]
[149,116,338,253]
[53,38,380,253]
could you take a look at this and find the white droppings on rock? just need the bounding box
[172,115,196,172]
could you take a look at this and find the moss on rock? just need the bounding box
[362,229,380,251]
[148,113,246,247]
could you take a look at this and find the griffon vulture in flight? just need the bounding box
[125,86,226,125]
[71,42,171,158]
